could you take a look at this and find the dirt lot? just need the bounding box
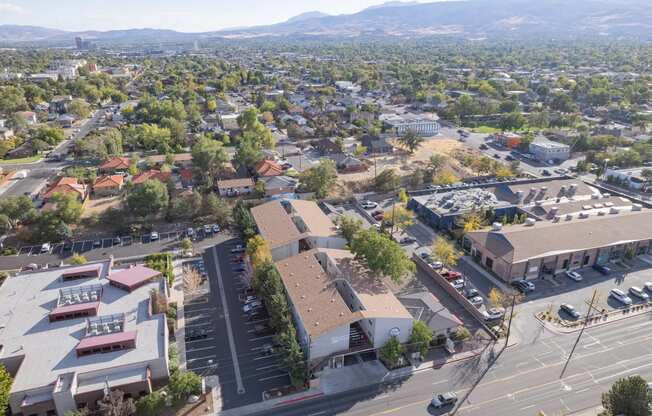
[82,195,122,219]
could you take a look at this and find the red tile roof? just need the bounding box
[107,265,161,291]
[99,157,130,171]
[255,160,283,177]
[131,170,172,185]
[93,175,124,189]
[76,330,137,350]
[43,177,86,201]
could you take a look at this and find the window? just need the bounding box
[485,257,494,269]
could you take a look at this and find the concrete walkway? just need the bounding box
[461,256,511,292]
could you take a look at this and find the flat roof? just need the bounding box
[467,210,652,263]
[76,330,137,350]
[107,265,161,290]
[289,200,339,238]
[0,261,166,394]
[251,200,304,249]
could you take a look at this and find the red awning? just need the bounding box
[76,330,138,351]
[107,266,160,291]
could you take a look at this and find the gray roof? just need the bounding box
[0,260,166,394]
[467,210,652,263]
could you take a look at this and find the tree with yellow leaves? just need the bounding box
[384,203,414,232]
[246,235,271,271]
[430,238,460,268]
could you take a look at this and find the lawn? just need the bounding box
[471,126,501,134]
[0,155,43,165]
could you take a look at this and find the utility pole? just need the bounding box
[560,289,598,379]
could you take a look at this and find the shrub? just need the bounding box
[379,336,404,369]
[144,253,174,287]
[168,370,201,404]
[451,327,471,342]
[136,391,165,416]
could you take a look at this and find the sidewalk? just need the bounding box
[461,256,511,292]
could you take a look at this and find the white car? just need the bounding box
[451,279,465,290]
[231,245,245,253]
[360,200,378,209]
[243,301,263,313]
[629,286,649,301]
[150,231,159,241]
[469,296,484,306]
[645,282,652,292]
[610,289,633,305]
[40,242,51,253]
[484,307,505,321]
[565,270,583,282]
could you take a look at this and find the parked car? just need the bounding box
[372,210,384,221]
[40,242,51,253]
[231,245,245,253]
[560,303,580,319]
[243,301,263,313]
[185,328,208,341]
[565,270,583,282]
[254,323,274,336]
[451,278,465,290]
[150,231,159,241]
[493,153,501,159]
[93,240,102,248]
[469,296,484,306]
[399,236,416,245]
[442,270,462,281]
[186,228,194,237]
[541,169,551,176]
[464,288,479,299]
[505,155,515,161]
[233,265,246,273]
[511,280,535,293]
[593,264,611,275]
[243,295,259,304]
[479,144,489,150]
[629,286,649,301]
[113,237,121,245]
[248,309,268,321]
[429,261,444,270]
[431,392,458,409]
[484,307,505,321]
[360,200,378,209]
[203,224,212,234]
[610,289,633,306]
[645,282,652,292]
[212,224,220,233]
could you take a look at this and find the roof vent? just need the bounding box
[550,206,559,214]
[591,194,600,200]
[492,222,502,231]
[610,207,620,214]
[301,295,306,299]
[308,307,312,312]
[579,212,589,219]
[598,210,606,216]
[314,322,319,326]
[566,214,574,220]
[340,312,344,316]
[632,203,643,211]
[541,186,548,193]
[603,193,611,198]
[529,188,537,194]
[535,201,543,207]
[525,218,536,226]
[330,298,335,303]
[295,283,300,287]
[582,205,592,210]
[553,215,561,222]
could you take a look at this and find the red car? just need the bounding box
[442,270,462,281]
[372,210,385,221]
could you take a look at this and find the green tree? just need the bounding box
[191,135,228,188]
[50,192,83,225]
[397,129,424,154]
[0,364,11,416]
[234,132,264,168]
[34,126,65,146]
[180,238,193,252]
[126,179,169,218]
[0,195,36,228]
[299,159,337,198]
[338,216,363,244]
[70,253,87,265]
[600,376,651,416]
[246,235,272,271]
[409,320,433,356]
[68,99,91,119]
[135,391,165,416]
[378,336,404,368]
[431,238,460,268]
[202,193,231,225]
[383,204,414,232]
[350,228,415,283]
[499,112,526,131]
[375,169,401,192]
[233,201,256,241]
[168,370,202,403]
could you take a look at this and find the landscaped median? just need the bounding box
[535,302,652,333]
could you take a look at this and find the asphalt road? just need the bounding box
[250,312,652,416]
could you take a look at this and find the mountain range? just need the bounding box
[1,0,652,46]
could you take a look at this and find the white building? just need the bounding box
[380,114,440,136]
[275,248,413,364]
[220,113,240,131]
[605,167,651,190]
[529,141,571,163]
[0,260,169,416]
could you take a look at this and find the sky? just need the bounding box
[0,1,429,33]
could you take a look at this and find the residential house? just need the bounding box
[361,135,393,154]
[131,170,172,186]
[260,175,298,196]
[255,159,283,177]
[332,154,366,173]
[42,177,88,203]
[98,157,130,174]
[314,138,343,156]
[216,177,254,197]
[50,96,73,114]
[58,114,76,128]
[15,111,38,126]
[93,175,124,197]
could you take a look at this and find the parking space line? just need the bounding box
[184,307,216,314]
[245,319,269,325]
[186,354,217,363]
[253,353,282,360]
[184,336,215,344]
[188,364,218,372]
[258,373,288,382]
[256,364,280,371]
[249,335,274,342]
[185,346,217,353]
[185,321,212,328]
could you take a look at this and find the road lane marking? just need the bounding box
[431,379,449,385]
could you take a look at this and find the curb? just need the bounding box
[535,308,652,334]
[273,392,325,407]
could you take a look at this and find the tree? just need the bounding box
[409,320,433,357]
[338,215,363,244]
[0,195,36,229]
[135,391,165,416]
[600,376,651,416]
[246,235,272,271]
[383,204,414,231]
[126,180,169,218]
[49,192,83,225]
[97,389,136,416]
[375,169,401,192]
[451,327,471,342]
[0,86,27,113]
[233,201,256,241]
[183,265,202,294]
[65,409,90,416]
[237,107,274,148]
[235,133,264,168]
[32,212,71,243]
[378,336,404,368]
[180,238,193,252]
[168,370,202,404]
[70,253,87,265]
[432,169,458,186]
[34,126,65,146]
[398,188,409,203]
[350,228,415,283]
[300,159,337,198]
[459,211,484,233]
[431,238,460,269]
[0,364,11,416]
[397,129,424,154]
[191,135,228,188]
[169,191,202,220]
[68,99,91,119]
[499,112,526,131]
[202,193,231,225]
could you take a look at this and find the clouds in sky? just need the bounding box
[0,2,25,14]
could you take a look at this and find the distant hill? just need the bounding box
[2,0,652,45]
[363,1,422,11]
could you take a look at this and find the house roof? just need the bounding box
[255,159,283,177]
[275,250,361,338]
[93,175,124,188]
[288,200,339,238]
[216,177,254,188]
[399,292,463,333]
[250,200,303,249]
[98,157,130,170]
[43,177,86,200]
[131,170,171,185]
[466,210,652,264]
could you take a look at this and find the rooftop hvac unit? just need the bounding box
[492,222,503,231]
[535,201,543,206]
[541,186,548,193]
[579,212,589,219]
[597,210,606,216]
[525,218,536,226]
[553,215,562,222]
[530,188,537,194]
[603,193,611,198]
[560,185,567,194]
[550,206,559,214]
[610,207,620,214]
[570,183,578,190]
[582,205,592,210]
[516,190,524,200]
[591,194,600,199]
[566,214,574,220]
[604,202,614,207]
[632,204,643,211]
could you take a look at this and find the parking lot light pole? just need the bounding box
[560,289,598,379]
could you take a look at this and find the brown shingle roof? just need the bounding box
[288,200,338,238]
[255,160,283,177]
[98,157,130,171]
[250,200,303,249]
[131,170,171,185]
[467,210,652,263]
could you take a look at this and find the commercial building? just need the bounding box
[380,114,440,136]
[250,199,347,261]
[464,209,652,282]
[604,167,652,191]
[0,260,169,415]
[275,248,413,364]
[408,178,598,231]
[529,140,571,163]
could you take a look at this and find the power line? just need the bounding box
[560,288,598,379]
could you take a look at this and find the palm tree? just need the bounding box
[397,129,424,154]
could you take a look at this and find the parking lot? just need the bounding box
[190,239,290,410]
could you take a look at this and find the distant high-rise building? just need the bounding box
[75,36,93,50]
[75,36,83,49]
